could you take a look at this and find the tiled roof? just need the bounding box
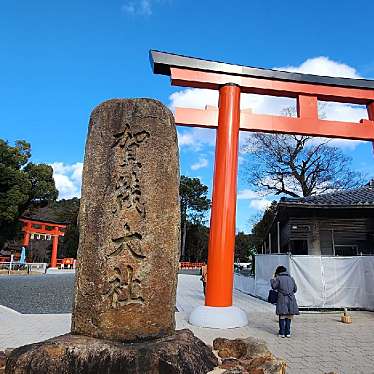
[21,206,68,225]
[280,181,374,207]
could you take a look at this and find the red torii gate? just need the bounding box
[150,50,374,327]
[19,218,66,268]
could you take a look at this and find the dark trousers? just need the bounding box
[279,318,291,335]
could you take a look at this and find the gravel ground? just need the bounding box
[0,274,75,314]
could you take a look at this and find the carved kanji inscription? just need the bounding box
[104,265,144,308]
[108,223,144,259]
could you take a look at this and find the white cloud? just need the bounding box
[237,189,271,212]
[278,56,361,78]
[50,162,83,200]
[122,3,136,13]
[177,128,216,151]
[121,0,152,16]
[238,155,246,165]
[169,56,368,151]
[191,157,208,170]
[249,199,272,211]
[177,130,195,147]
[237,189,261,200]
[169,88,218,111]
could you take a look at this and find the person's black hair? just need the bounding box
[275,265,287,275]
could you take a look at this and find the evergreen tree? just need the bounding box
[0,139,58,248]
[179,176,210,260]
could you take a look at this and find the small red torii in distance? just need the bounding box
[19,218,66,268]
[150,50,374,320]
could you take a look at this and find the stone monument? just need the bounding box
[71,98,180,341]
[6,99,218,374]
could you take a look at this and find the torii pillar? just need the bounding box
[150,50,374,328]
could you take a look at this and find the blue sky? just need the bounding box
[1,0,374,232]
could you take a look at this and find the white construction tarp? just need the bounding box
[234,255,374,309]
[234,273,255,295]
[289,256,324,307]
[254,254,289,300]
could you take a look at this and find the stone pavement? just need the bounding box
[0,273,74,313]
[0,305,71,350]
[177,275,374,374]
[1,274,374,374]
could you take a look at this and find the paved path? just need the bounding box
[1,274,374,374]
[0,305,71,349]
[0,274,74,313]
[177,275,374,374]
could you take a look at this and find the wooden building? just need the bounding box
[264,181,374,256]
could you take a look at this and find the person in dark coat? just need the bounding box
[201,263,208,296]
[270,265,299,338]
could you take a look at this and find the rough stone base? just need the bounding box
[213,337,287,374]
[0,351,6,374]
[5,329,218,374]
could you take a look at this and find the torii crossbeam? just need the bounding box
[150,50,374,328]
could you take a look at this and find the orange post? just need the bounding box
[297,95,318,119]
[205,84,241,307]
[51,234,59,268]
[22,221,31,246]
[368,102,374,121]
[22,232,30,247]
[368,102,374,152]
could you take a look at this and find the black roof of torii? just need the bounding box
[150,50,374,90]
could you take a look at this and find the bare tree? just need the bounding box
[242,109,364,197]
